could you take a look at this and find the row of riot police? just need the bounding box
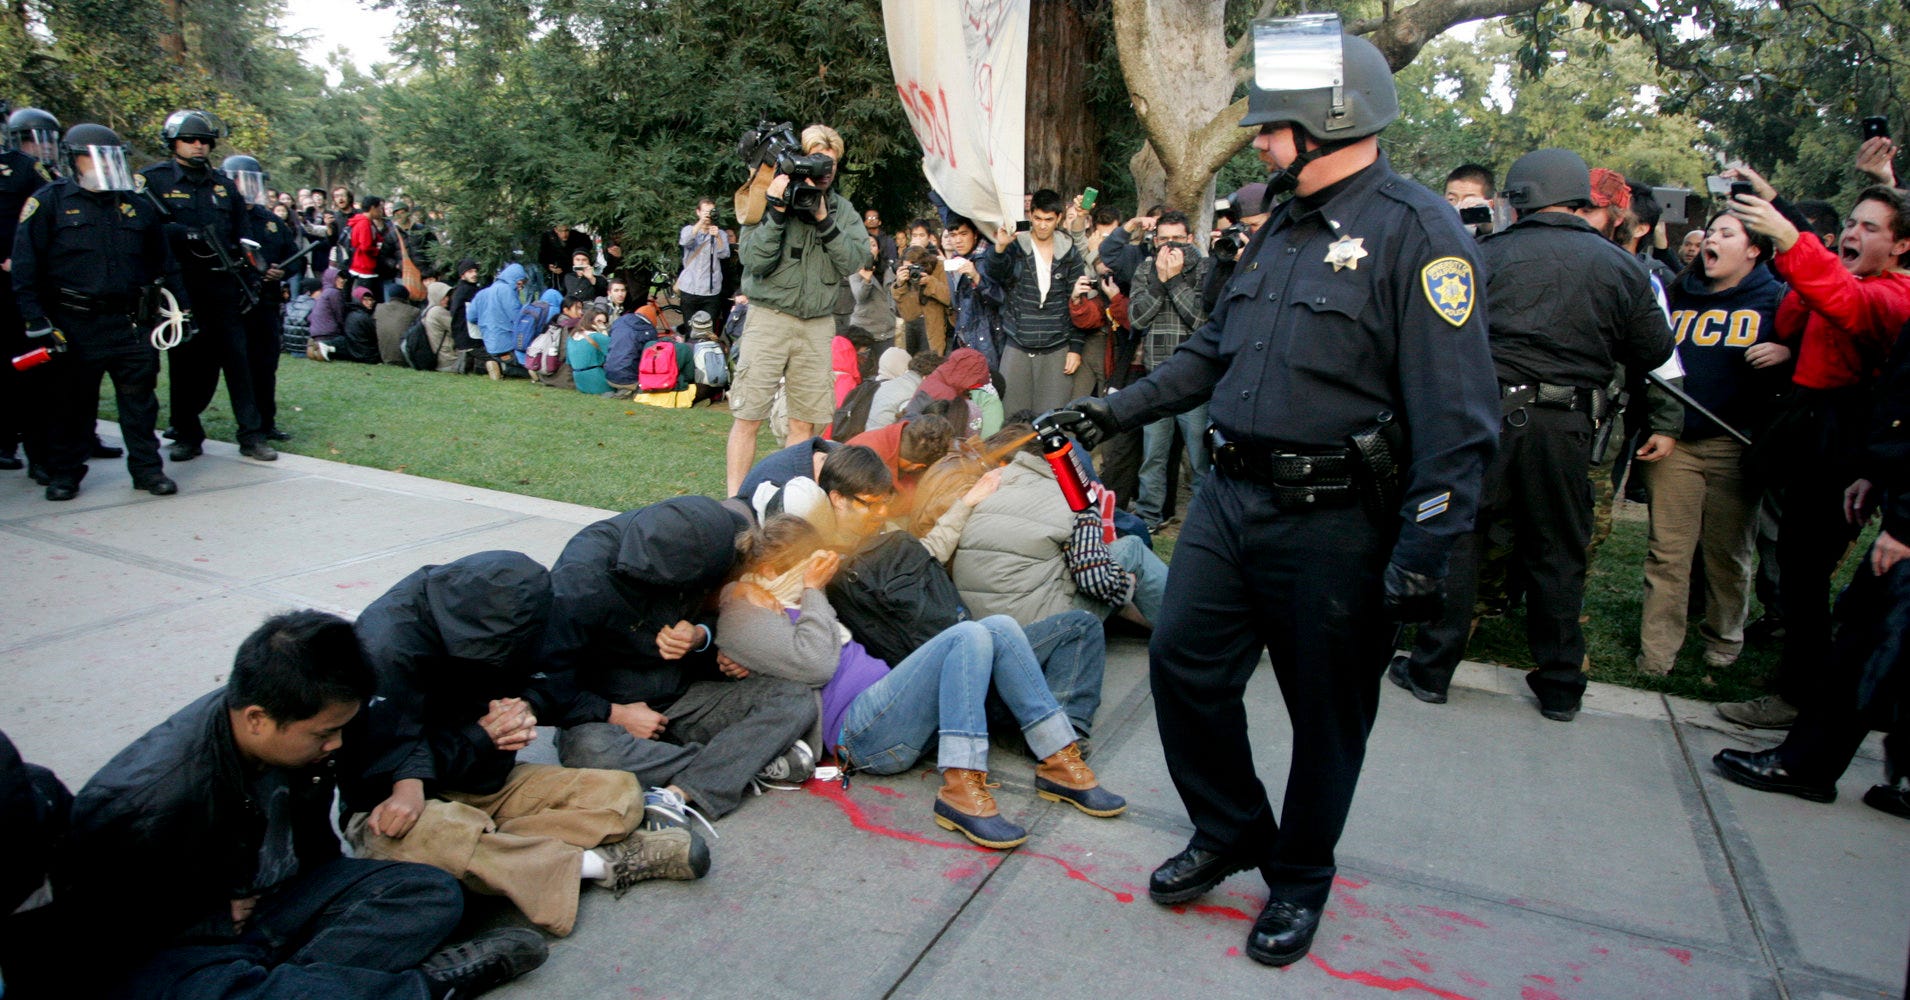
[3,106,297,501]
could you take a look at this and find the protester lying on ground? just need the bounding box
[337,552,708,938]
[951,424,1167,629]
[867,349,937,433]
[716,513,1123,850]
[62,610,548,998]
[542,497,817,820]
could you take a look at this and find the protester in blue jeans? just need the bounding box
[716,515,1126,849]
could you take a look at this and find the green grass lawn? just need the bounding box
[135,356,1878,703]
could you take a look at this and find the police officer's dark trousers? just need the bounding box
[243,282,284,435]
[1150,470,1392,911]
[168,272,265,448]
[1405,406,1592,705]
[0,281,52,467]
[43,308,164,488]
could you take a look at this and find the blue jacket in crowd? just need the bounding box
[472,262,527,355]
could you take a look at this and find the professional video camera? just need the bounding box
[1211,223,1250,262]
[736,119,832,216]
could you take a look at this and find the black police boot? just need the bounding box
[239,441,278,461]
[265,428,292,442]
[421,927,548,999]
[0,452,21,471]
[168,441,203,462]
[90,441,123,459]
[1525,673,1579,722]
[1245,899,1321,967]
[134,475,178,497]
[1387,653,1447,704]
[44,482,79,502]
[27,463,51,485]
[1148,844,1254,905]
[1862,778,1910,820]
[1713,747,1836,803]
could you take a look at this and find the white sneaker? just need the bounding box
[755,739,815,787]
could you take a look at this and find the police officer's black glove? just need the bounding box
[1382,562,1445,625]
[1053,396,1119,450]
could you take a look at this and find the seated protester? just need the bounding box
[639,324,696,393]
[472,262,530,379]
[561,249,609,301]
[846,409,957,518]
[687,311,730,402]
[374,288,423,366]
[449,257,486,365]
[832,334,862,409]
[338,552,708,938]
[866,348,936,432]
[951,423,1168,628]
[422,280,463,373]
[604,304,661,393]
[827,346,902,442]
[544,498,817,820]
[0,730,70,995]
[63,610,546,999]
[905,347,992,439]
[1631,212,1792,676]
[313,284,383,363]
[892,243,951,354]
[528,295,586,387]
[569,306,616,395]
[304,266,350,361]
[719,514,1123,850]
[734,435,840,506]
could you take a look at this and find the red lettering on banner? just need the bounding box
[896,80,958,169]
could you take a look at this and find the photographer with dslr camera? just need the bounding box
[725,124,871,496]
[1202,182,1271,315]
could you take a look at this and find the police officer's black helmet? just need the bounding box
[1502,148,1592,211]
[61,122,123,151]
[160,109,227,146]
[6,106,60,138]
[1237,33,1398,141]
[220,154,265,176]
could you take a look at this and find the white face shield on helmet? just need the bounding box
[76,145,136,192]
[12,129,60,166]
[230,170,268,207]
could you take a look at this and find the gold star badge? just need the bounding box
[1324,235,1367,272]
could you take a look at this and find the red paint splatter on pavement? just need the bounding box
[1528,975,1554,985]
[1520,987,1564,1000]
[1174,902,1254,922]
[1418,906,1490,929]
[943,862,984,881]
[1456,971,1491,988]
[334,580,370,588]
[1308,955,1478,1000]
[865,784,907,798]
[1226,946,1241,957]
[1664,947,1692,965]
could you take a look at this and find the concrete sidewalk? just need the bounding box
[3,429,1905,1000]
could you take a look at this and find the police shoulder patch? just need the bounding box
[18,196,37,223]
[133,173,147,192]
[266,220,278,233]
[1420,256,1475,328]
[34,162,52,182]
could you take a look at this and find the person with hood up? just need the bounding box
[905,347,992,436]
[472,262,528,379]
[422,280,461,372]
[543,498,818,821]
[304,266,349,360]
[831,335,861,409]
[1631,211,1792,675]
[865,347,930,432]
[337,552,710,939]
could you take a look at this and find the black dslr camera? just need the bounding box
[737,119,832,216]
[1211,223,1250,262]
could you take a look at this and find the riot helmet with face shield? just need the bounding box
[6,107,62,166]
[220,154,269,206]
[59,124,136,192]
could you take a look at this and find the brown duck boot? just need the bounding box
[932,768,1028,849]
[1035,743,1127,817]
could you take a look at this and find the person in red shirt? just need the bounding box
[1721,176,1910,729]
[847,410,957,517]
[348,196,389,298]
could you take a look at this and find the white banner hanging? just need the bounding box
[883,0,1029,230]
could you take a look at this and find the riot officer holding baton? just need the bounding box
[223,153,298,442]
[1051,20,1499,966]
[11,124,190,500]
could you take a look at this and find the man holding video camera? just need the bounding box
[725,124,870,496]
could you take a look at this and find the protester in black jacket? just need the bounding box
[545,497,816,820]
[61,609,545,999]
[0,730,69,995]
[337,552,707,938]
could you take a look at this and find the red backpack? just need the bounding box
[638,340,680,391]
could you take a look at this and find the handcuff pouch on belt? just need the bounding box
[1208,426,1361,511]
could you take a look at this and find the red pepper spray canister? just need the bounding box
[11,347,55,371]
[1032,411,1095,512]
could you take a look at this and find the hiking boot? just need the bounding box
[756,739,815,784]
[1716,694,1797,730]
[1148,844,1254,905]
[1246,899,1322,967]
[485,358,503,380]
[1034,743,1126,817]
[421,927,548,999]
[239,441,278,461]
[168,441,203,462]
[932,768,1027,849]
[592,826,711,895]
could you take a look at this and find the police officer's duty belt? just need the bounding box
[1207,427,1358,510]
[1500,382,1607,418]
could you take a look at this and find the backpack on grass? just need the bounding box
[693,340,729,388]
[638,340,680,392]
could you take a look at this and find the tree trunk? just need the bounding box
[158,0,188,64]
[1024,0,1103,196]
[1110,0,1251,223]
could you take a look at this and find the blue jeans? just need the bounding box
[1018,610,1106,736]
[1110,533,1169,625]
[1136,403,1210,524]
[841,616,1076,775]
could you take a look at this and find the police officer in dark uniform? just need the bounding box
[1388,148,1673,719]
[140,109,275,463]
[222,153,298,442]
[0,105,62,477]
[11,124,189,500]
[1055,25,1499,966]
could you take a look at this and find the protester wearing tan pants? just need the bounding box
[348,764,643,936]
[1637,437,1760,674]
